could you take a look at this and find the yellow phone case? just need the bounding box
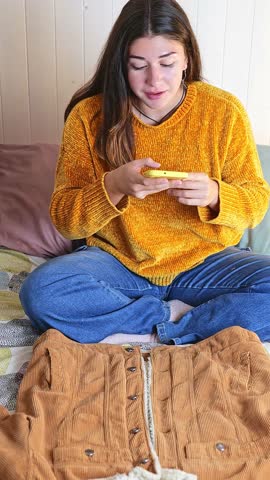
[143,170,188,179]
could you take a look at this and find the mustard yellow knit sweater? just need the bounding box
[50,82,270,286]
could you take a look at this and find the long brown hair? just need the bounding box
[65,0,202,168]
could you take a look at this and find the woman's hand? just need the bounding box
[104,158,171,205]
[167,173,220,212]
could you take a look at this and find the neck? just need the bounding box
[133,85,186,125]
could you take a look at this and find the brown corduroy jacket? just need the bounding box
[0,326,270,480]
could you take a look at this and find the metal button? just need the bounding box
[85,449,95,457]
[128,395,138,401]
[140,458,150,465]
[126,347,134,352]
[130,427,141,434]
[215,442,226,452]
[128,367,136,372]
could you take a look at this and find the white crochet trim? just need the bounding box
[101,466,196,479]
[98,357,197,480]
[142,356,155,446]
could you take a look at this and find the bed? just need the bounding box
[0,142,270,413]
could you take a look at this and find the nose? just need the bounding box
[146,66,162,86]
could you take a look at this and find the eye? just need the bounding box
[130,64,147,71]
[161,63,175,68]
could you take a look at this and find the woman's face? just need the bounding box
[127,35,187,114]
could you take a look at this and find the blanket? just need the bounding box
[0,248,43,410]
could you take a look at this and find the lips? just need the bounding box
[145,91,165,100]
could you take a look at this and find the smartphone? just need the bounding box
[143,170,188,179]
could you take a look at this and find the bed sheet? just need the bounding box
[1,247,269,412]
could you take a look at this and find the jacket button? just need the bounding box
[85,449,95,457]
[128,395,138,401]
[126,347,134,352]
[128,367,137,372]
[215,443,226,452]
[140,458,150,464]
[130,427,141,434]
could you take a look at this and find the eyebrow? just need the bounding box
[129,52,177,60]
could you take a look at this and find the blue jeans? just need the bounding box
[19,246,270,344]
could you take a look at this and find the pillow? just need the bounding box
[238,144,270,255]
[0,143,72,258]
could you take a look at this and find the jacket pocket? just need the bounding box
[53,445,133,479]
[42,347,63,391]
[224,351,251,393]
[184,436,270,460]
[220,348,270,396]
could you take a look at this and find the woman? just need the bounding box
[20,0,270,344]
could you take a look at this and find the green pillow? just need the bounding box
[238,145,270,254]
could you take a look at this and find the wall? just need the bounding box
[0,0,269,145]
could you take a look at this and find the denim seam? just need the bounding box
[170,284,252,290]
[97,279,137,302]
[156,323,167,343]
[156,301,171,343]
[114,286,155,292]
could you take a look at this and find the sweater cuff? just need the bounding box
[83,175,129,226]
[198,180,242,227]
[101,173,129,212]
